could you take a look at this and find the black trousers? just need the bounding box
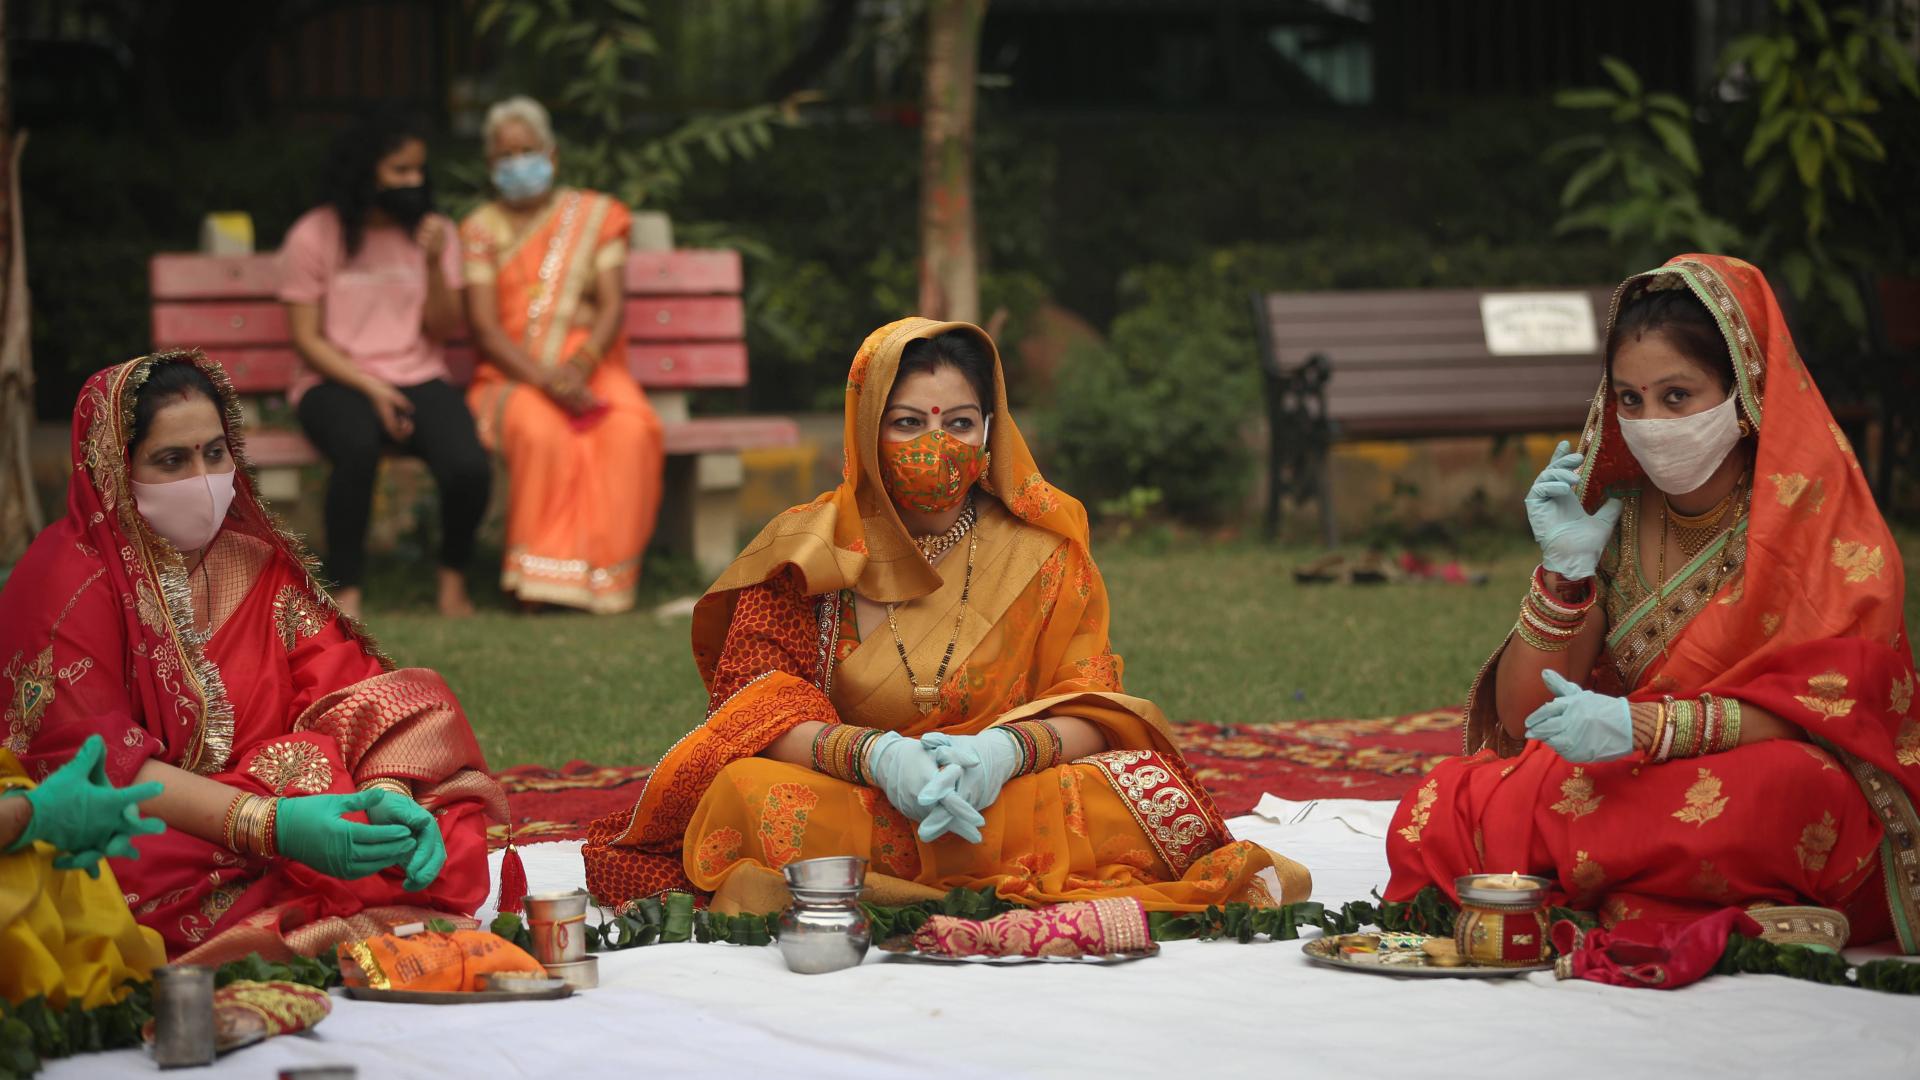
[296,378,491,588]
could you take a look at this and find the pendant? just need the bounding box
[912,685,940,715]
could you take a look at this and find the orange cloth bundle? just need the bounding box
[338,930,546,992]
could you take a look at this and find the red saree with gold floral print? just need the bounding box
[584,318,1309,913]
[1386,256,1920,950]
[0,352,507,963]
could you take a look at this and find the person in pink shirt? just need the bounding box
[279,111,489,619]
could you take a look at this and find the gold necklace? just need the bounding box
[887,530,977,715]
[1654,476,1749,658]
[913,499,977,563]
[1662,480,1741,560]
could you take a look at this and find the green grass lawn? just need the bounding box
[364,528,1920,770]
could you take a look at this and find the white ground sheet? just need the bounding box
[54,796,1920,1079]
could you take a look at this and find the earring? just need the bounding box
[1737,417,1753,438]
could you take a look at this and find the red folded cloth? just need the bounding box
[911,898,1153,959]
[1552,907,1762,989]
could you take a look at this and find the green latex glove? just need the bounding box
[4,734,165,877]
[363,789,446,892]
[274,790,417,880]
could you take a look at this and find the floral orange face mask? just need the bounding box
[879,421,989,515]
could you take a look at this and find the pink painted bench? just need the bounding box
[149,248,798,575]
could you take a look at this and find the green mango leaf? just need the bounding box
[1560,151,1616,208]
[1646,114,1702,174]
[1553,88,1620,110]
[1645,92,1691,117]
[1599,55,1643,96]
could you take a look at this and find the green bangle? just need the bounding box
[1718,697,1743,752]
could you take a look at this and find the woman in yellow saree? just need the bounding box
[2,739,166,1009]
[585,318,1308,913]
[461,96,665,613]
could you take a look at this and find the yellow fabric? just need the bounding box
[0,750,166,1008]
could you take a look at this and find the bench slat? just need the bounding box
[1275,344,1601,368]
[240,414,797,469]
[152,250,747,300]
[200,343,749,393]
[623,297,744,341]
[1262,287,1613,319]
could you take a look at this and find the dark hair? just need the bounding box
[131,360,222,452]
[1608,287,1734,390]
[320,108,430,258]
[896,331,997,414]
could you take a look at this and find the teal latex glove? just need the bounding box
[1525,670,1634,763]
[920,730,1023,819]
[1526,440,1623,581]
[865,732,984,844]
[362,789,446,892]
[2,734,164,877]
[274,790,417,880]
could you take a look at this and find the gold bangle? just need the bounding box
[359,778,412,798]
[222,793,247,852]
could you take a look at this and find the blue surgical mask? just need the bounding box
[491,152,554,201]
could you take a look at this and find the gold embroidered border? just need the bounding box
[1818,738,1920,954]
[1085,749,1225,876]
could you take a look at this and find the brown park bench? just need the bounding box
[1251,286,1616,546]
[150,248,798,576]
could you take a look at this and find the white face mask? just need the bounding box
[1617,393,1741,496]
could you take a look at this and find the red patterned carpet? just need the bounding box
[489,708,1461,847]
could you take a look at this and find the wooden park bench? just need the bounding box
[1251,285,1615,546]
[150,248,798,576]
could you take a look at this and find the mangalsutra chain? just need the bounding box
[912,499,977,563]
[1654,475,1750,658]
[887,530,977,716]
[1662,475,1744,560]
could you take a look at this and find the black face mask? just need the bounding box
[373,184,433,228]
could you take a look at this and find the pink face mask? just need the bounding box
[131,471,237,552]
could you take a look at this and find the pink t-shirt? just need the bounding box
[276,206,463,404]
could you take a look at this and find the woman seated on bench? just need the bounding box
[280,108,490,620]
[1387,254,1919,951]
[459,95,665,614]
[584,318,1308,913]
[0,353,506,964]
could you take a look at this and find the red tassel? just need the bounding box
[497,832,527,914]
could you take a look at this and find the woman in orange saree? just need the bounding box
[461,96,664,613]
[0,352,507,964]
[584,318,1308,913]
[1386,255,1919,951]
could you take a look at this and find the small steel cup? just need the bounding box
[782,855,868,895]
[151,965,216,1068]
[523,888,592,966]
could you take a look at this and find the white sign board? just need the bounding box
[1479,292,1599,357]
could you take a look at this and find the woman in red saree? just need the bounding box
[461,96,665,613]
[584,318,1308,914]
[1386,255,1918,951]
[0,352,506,964]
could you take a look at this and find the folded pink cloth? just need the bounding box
[911,898,1153,959]
[1551,907,1762,989]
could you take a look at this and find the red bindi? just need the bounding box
[930,406,940,415]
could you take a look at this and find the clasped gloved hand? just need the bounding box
[1525,670,1634,763]
[865,732,985,844]
[274,790,419,880]
[920,729,1023,821]
[1526,440,1623,581]
[3,734,165,877]
[361,788,447,892]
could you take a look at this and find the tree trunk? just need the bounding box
[916,0,986,324]
[0,0,40,566]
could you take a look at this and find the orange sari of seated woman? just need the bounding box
[1385,255,1920,951]
[584,318,1308,913]
[0,353,508,965]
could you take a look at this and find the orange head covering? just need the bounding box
[1573,253,1908,691]
[690,318,1089,687]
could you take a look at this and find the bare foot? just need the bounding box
[436,569,476,618]
[335,586,364,622]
